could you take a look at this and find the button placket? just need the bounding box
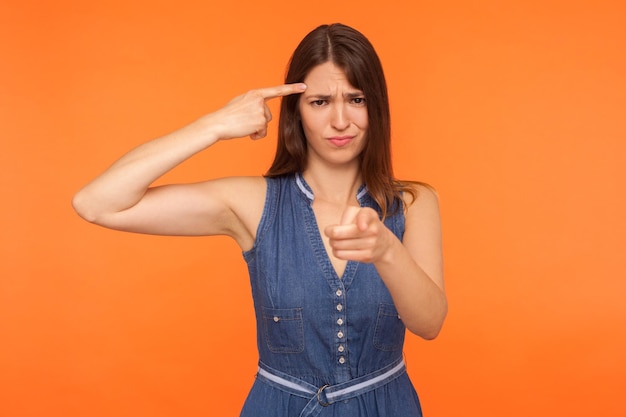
[334,283,347,366]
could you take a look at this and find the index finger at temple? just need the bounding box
[259,83,307,100]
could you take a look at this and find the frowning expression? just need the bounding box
[298,61,369,168]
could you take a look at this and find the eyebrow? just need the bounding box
[304,91,365,100]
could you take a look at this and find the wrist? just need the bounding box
[376,227,400,266]
[187,114,224,146]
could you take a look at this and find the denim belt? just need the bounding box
[256,357,406,417]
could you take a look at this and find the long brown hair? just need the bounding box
[266,23,417,217]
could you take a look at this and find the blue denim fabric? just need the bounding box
[241,174,423,416]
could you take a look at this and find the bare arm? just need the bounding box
[72,83,307,249]
[325,185,447,340]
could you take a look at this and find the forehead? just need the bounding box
[304,61,360,91]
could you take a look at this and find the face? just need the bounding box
[298,61,369,169]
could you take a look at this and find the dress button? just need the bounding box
[336,289,342,297]
[337,331,344,339]
[336,304,343,311]
[339,356,345,364]
[273,316,279,322]
[337,318,343,326]
[338,345,344,352]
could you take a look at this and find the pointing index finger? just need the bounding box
[259,83,307,100]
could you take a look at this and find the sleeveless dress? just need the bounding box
[240,174,423,417]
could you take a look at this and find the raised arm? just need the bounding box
[72,83,306,249]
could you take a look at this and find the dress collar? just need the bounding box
[294,173,369,203]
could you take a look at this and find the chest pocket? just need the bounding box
[262,307,305,353]
[373,303,406,351]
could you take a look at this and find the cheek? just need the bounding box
[300,110,324,134]
[298,117,316,143]
[350,108,369,129]
[299,114,312,136]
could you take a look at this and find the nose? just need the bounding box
[330,104,350,131]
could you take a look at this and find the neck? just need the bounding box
[302,164,362,205]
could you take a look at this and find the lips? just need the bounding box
[328,136,354,147]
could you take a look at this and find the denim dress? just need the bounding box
[240,174,423,417]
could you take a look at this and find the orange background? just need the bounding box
[1,0,625,416]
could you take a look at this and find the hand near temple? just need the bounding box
[207,83,307,141]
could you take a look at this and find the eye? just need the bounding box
[351,97,366,105]
[311,99,327,107]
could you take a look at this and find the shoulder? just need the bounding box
[197,175,267,211]
[201,176,267,250]
[401,181,439,208]
[400,182,441,227]
[217,175,268,214]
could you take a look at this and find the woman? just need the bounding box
[73,23,447,416]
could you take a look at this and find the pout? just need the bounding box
[328,136,353,147]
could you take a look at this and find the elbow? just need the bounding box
[414,320,445,341]
[72,190,99,224]
[408,298,448,341]
[418,324,444,341]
